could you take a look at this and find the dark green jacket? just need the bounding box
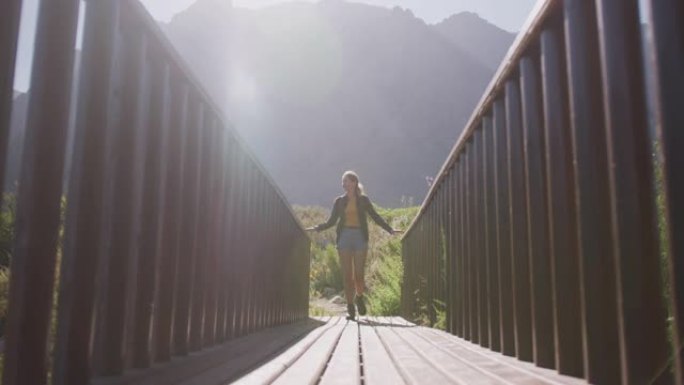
[315,194,393,242]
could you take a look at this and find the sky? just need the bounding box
[13,0,537,92]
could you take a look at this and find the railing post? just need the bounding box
[52,0,118,383]
[2,0,81,383]
[506,78,533,362]
[98,12,147,373]
[464,147,474,342]
[483,116,501,352]
[520,52,555,369]
[256,176,267,330]
[445,171,454,334]
[446,169,454,335]
[189,109,214,352]
[204,120,226,347]
[645,0,684,382]
[226,149,245,339]
[474,127,488,347]
[540,20,583,377]
[456,159,465,338]
[0,0,23,193]
[222,139,239,340]
[131,46,170,370]
[564,0,621,382]
[595,0,671,382]
[429,204,436,327]
[235,161,251,336]
[173,97,204,356]
[155,75,188,362]
[493,97,515,357]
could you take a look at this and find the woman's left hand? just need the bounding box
[391,228,404,235]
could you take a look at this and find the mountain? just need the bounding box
[433,12,516,73]
[163,0,512,207]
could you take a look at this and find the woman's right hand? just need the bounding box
[305,227,317,232]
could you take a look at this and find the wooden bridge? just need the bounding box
[89,316,589,384]
[0,0,681,384]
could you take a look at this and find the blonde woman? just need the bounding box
[307,171,402,320]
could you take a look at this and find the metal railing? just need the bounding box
[0,0,311,384]
[401,0,683,384]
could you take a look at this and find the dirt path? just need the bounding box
[310,296,347,316]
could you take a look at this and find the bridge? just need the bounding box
[0,0,681,384]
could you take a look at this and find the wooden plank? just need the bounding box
[395,327,498,385]
[235,318,338,384]
[319,321,361,385]
[359,322,405,385]
[419,327,589,385]
[271,318,347,385]
[91,319,323,385]
[374,316,415,327]
[374,325,454,384]
[183,319,333,385]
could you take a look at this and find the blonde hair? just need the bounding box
[343,170,364,196]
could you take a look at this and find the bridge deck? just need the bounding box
[96,317,589,384]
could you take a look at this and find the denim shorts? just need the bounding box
[337,228,368,251]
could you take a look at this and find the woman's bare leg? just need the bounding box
[353,249,368,296]
[339,250,355,304]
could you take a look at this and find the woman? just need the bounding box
[306,171,402,320]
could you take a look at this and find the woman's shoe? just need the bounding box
[355,294,367,316]
[346,303,356,320]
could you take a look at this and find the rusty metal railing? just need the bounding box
[401,0,683,384]
[0,1,311,384]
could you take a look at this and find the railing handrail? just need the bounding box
[402,0,552,239]
[125,0,309,234]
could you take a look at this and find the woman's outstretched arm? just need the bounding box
[363,196,399,234]
[306,198,340,231]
